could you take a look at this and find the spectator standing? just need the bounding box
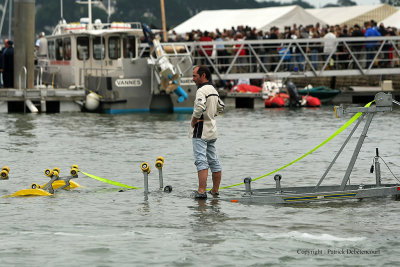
[364,21,381,68]
[310,29,321,70]
[215,33,228,72]
[3,40,14,88]
[323,28,337,69]
[199,31,213,68]
[350,24,364,69]
[268,27,279,71]
[297,27,309,71]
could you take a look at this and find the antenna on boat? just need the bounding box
[76,0,103,30]
[60,0,64,20]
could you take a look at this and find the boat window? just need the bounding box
[55,38,63,60]
[93,36,105,60]
[77,36,90,60]
[63,37,71,60]
[48,40,55,60]
[108,36,121,59]
[123,36,136,58]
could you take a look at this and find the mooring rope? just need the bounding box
[81,171,142,189]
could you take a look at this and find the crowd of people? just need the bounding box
[160,20,400,72]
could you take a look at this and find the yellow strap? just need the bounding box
[81,171,141,189]
[220,101,374,190]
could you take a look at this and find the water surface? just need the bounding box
[0,106,399,266]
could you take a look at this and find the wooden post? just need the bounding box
[160,0,167,42]
[14,0,35,89]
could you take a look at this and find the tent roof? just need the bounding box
[381,9,400,29]
[172,5,325,34]
[307,4,385,26]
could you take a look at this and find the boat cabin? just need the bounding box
[38,20,143,88]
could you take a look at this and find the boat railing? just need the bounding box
[141,36,400,80]
[52,20,142,35]
[35,66,44,89]
[139,42,195,78]
[19,66,27,90]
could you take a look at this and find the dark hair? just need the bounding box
[196,65,211,81]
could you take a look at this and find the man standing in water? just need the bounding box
[191,65,224,199]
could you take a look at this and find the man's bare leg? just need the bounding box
[197,169,208,194]
[211,171,221,193]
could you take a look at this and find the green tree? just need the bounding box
[380,0,400,5]
[338,0,357,6]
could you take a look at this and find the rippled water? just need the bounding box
[1,105,400,266]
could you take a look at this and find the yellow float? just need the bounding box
[5,165,80,197]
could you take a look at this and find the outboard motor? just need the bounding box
[286,81,302,107]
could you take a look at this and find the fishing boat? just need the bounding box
[36,2,196,114]
[228,92,400,204]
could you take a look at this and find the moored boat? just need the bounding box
[298,86,341,102]
[37,3,196,114]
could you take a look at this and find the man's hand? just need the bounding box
[191,117,203,128]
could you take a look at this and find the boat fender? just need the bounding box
[174,86,188,103]
[85,92,100,111]
[164,185,172,193]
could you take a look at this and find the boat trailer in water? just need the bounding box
[228,92,400,204]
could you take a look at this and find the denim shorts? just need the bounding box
[192,138,222,172]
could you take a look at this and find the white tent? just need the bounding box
[381,9,400,29]
[172,5,326,34]
[307,4,397,27]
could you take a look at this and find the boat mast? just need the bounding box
[160,0,167,42]
[0,0,9,38]
[8,0,11,39]
[88,0,93,29]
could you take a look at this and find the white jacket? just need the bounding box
[323,32,337,54]
[190,83,224,140]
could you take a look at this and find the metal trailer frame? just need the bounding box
[227,92,400,204]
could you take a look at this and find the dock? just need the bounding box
[0,87,399,113]
[220,88,400,109]
[0,88,85,113]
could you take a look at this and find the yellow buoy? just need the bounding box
[70,168,78,177]
[156,156,165,163]
[31,183,41,189]
[5,189,53,197]
[0,170,9,179]
[44,169,53,177]
[141,162,150,173]
[155,160,163,169]
[42,180,81,190]
[53,167,60,174]
[71,164,79,170]
[2,166,10,172]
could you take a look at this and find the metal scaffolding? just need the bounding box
[139,36,400,81]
